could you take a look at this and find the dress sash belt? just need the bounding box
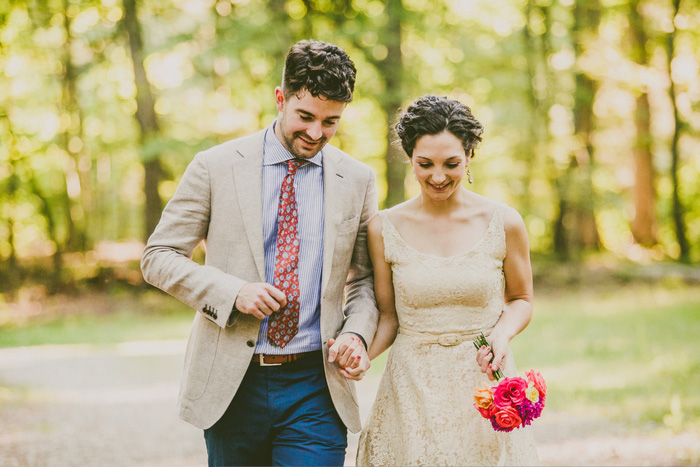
[397,327,493,347]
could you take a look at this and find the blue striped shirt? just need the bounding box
[254,124,325,354]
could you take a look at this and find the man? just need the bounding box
[141,40,378,466]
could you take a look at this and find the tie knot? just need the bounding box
[286,159,306,175]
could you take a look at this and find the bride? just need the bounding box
[356,95,539,466]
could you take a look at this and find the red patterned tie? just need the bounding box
[268,159,306,348]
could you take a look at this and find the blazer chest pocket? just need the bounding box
[331,216,360,275]
[337,214,360,234]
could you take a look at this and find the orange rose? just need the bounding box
[526,369,547,399]
[473,381,494,410]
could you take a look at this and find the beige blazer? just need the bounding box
[141,128,379,432]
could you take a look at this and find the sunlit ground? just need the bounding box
[1,277,699,465]
[517,283,700,433]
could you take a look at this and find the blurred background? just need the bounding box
[1,0,699,465]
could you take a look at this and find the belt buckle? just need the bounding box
[437,334,460,347]
[257,354,282,366]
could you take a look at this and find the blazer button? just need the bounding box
[246,340,255,347]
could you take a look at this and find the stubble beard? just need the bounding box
[278,120,326,160]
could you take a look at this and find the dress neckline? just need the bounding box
[380,206,500,260]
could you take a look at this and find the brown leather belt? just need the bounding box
[251,351,319,366]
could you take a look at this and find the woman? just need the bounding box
[356,95,539,466]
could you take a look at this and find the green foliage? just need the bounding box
[1,0,700,268]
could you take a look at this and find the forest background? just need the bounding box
[2,0,700,286]
[1,0,700,465]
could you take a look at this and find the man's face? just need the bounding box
[274,87,347,159]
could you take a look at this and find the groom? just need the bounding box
[141,40,378,466]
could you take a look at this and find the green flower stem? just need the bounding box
[473,332,504,381]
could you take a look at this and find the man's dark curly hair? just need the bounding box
[395,95,484,158]
[282,40,356,103]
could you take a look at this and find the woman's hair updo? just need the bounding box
[395,95,484,158]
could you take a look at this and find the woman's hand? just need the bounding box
[328,334,370,381]
[475,331,509,381]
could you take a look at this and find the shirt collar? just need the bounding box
[263,121,323,167]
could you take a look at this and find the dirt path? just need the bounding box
[0,341,697,466]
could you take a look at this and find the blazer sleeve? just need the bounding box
[339,167,380,347]
[140,152,246,328]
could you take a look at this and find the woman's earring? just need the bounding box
[467,168,474,184]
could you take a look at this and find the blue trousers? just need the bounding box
[203,351,347,466]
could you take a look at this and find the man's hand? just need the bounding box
[234,283,287,320]
[328,334,370,381]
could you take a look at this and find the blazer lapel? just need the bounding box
[231,130,266,282]
[321,149,344,295]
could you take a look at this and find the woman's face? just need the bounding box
[411,131,469,201]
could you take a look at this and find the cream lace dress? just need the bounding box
[356,206,539,466]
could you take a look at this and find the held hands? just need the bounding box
[234,282,287,320]
[236,285,371,379]
[328,334,370,381]
[475,332,509,381]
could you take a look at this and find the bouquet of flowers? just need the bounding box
[472,333,546,432]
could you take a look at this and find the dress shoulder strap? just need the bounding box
[489,202,509,259]
[377,210,402,264]
[492,203,508,229]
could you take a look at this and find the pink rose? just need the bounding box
[493,377,528,408]
[493,406,522,430]
[526,369,547,399]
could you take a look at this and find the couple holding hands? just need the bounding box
[141,40,539,466]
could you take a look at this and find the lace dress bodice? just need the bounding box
[381,208,506,336]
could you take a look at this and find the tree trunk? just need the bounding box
[380,0,405,208]
[123,0,164,242]
[631,91,656,245]
[569,0,601,251]
[533,1,571,258]
[553,183,569,259]
[1,115,23,296]
[6,156,20,274]
[523,0,558,251]
[521,2,538,216]
[628,0,657,246]
[61,0,89,251]
[28,169,64,291]
[664,0,690,262]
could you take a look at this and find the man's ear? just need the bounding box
[274,87,286,112]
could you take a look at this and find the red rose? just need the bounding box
[474,403,496,419]
[493,377,528,408]
[493,406,522,430]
